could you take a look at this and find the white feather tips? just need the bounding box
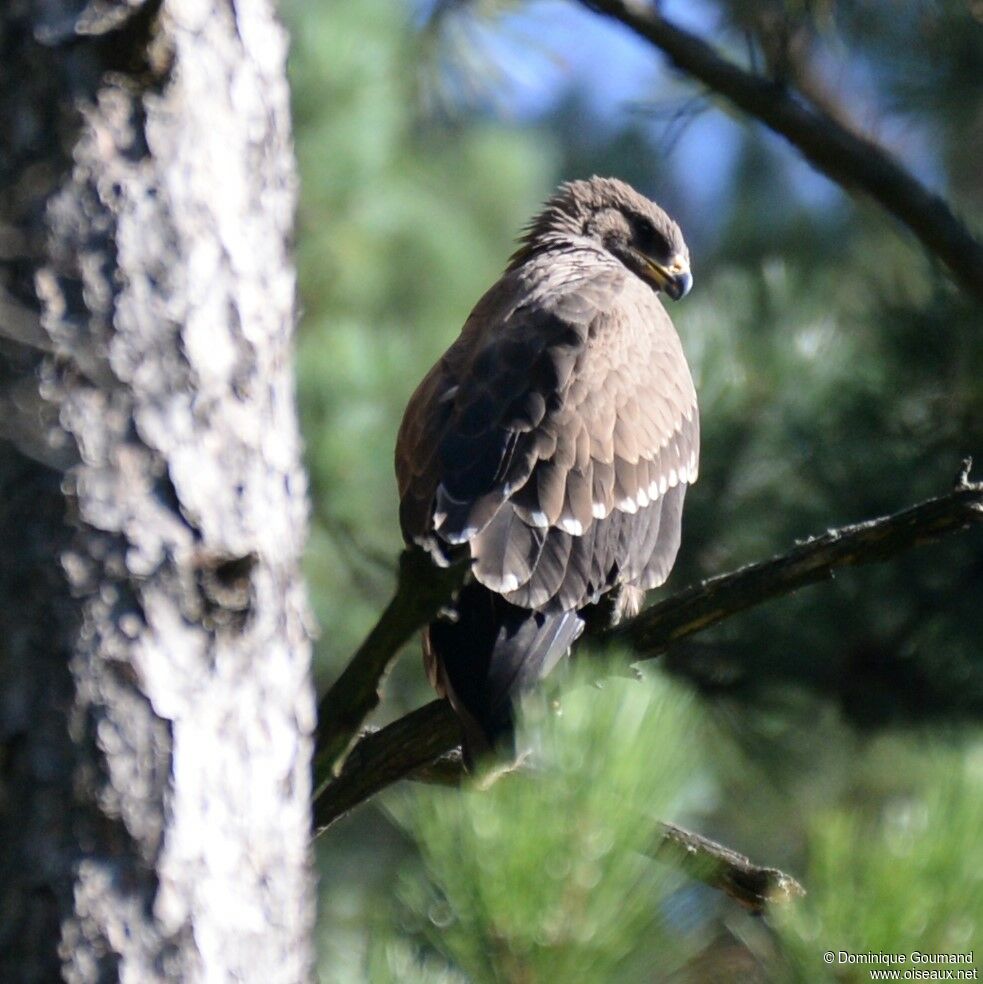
[498,573,520,593]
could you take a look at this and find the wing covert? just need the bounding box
[395,256,699,613]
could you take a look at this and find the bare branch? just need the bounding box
[314,700,460,818]
[603,462,983,657]
[655,822,805,912]
[316,718,804,911]
[314,549,468,776]
[314,470,983,825]
[580,0,983,302]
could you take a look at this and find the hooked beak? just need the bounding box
[644,255,693,300]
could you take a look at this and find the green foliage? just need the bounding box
[663,123,983,727]
[285,0,983,980]
[349,678,983,984]
[774,741,983,982]
[381,667,705,984]
[284,0,555,679]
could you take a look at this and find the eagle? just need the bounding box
[396,176,698,767]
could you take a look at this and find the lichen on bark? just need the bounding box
[0,1,315,980]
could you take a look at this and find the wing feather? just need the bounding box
[395,251,699,612]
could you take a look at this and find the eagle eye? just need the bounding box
[634,216,669,258]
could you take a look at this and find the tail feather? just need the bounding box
[427,581,583,768]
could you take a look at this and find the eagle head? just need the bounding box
[516,175,693,300]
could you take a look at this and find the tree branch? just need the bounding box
[580,0,983,302]
[315,465,983,819]
[601,460,983,658]
[655,822,804,912]
[315,717,804,910]
[314,699,460,808]
[314,548,467,776]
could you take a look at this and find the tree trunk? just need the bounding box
[0,2,314,980]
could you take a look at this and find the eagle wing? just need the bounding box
[396,256,699,615]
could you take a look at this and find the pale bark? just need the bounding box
[0,2,314,981]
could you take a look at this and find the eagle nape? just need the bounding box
[395,176,699,770]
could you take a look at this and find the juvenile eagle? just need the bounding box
[396,176,698,765]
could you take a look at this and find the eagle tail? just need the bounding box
[427,581,583,769]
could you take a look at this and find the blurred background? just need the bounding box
[283,1,983,979]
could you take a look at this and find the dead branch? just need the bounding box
[314,699,460,809]
[314,467,982,795]
[316,717,804,911]
[602,460,983,657]
[314,465,983,904]
[580,0,983,302]
[314,549,467,776]
[655,822,804,912]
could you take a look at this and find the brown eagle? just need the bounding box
[396,176,698,766]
